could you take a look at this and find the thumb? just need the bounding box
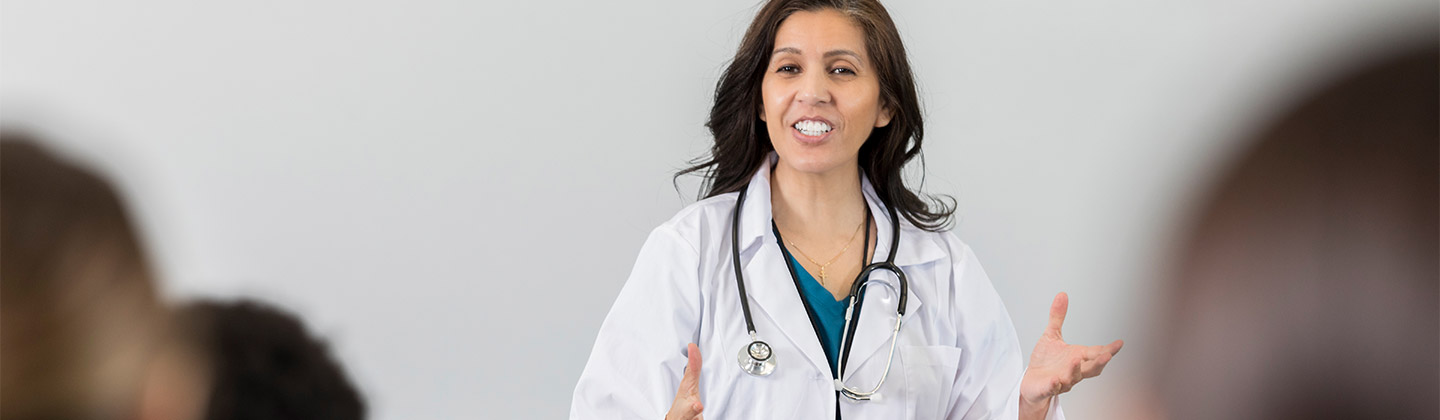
[681,343,703,392]
[1044,292,1068,339]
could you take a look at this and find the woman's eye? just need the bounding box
[831,67,856,75]
[777,65,799,73]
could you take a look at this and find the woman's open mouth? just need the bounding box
[791,117,834,143]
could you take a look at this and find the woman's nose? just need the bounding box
[796,72,831,106]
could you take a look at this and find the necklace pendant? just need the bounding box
[818,266,826,282]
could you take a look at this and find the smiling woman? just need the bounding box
[677,0,942,232]
[570,1,1121,419]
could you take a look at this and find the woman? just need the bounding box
[571,1,1121,418]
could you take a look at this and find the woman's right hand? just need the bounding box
[665,343,705,420]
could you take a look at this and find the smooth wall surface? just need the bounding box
[3,0,1433,418]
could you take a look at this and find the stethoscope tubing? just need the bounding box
[732,187,760,338]
[730,181,908,400]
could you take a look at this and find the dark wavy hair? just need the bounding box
[677,0,954,231]
[187,299,366,420]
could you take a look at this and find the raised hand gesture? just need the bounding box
[1018,293,1123,418]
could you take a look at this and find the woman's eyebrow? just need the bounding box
[772,47,804,56]
[823,49,861,61]
[770,47,862,62]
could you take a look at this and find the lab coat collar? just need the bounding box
[735,153,948,267]
[735,153,946,377]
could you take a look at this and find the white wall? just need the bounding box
[2,0,1433,418]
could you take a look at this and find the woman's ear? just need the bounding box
[875,105,893,128]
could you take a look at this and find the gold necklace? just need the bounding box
[786,217,866,285]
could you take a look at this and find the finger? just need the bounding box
[674,343,703,400]
[1044,292,1069,339]
[1081,340,1123,378]
[667,397,700,420]
[1057,370,1077,394]
[1070,355,1084,384]
[685,343,703,378]
[1076,339,1122,362]
[682,343,703,389]
[1081,351,1112,378]
[668,393,703,420]
[1081,343,1111,361]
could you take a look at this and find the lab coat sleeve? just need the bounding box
[570,225,703,420]
[943,239,1065,420]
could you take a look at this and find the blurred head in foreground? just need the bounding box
[182,299,366,420]
[1156,42,1438,419]
[1,134,165,419]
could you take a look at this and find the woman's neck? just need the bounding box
[769,159,868,239]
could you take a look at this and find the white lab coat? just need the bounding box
[572,155,1063,420]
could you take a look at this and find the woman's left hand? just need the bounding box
[1018,292,1123,418]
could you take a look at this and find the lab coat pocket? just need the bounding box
[901,345,964,420]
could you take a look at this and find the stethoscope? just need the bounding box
[731,183,909,402]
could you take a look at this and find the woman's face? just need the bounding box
[761,8,891,176]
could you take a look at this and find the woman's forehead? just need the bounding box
[772,9,869,60]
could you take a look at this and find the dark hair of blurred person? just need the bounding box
[182,299,365,420]
[1155,41,1438,419]
[1,134,166,419]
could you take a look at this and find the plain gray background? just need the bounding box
[2,0,1434,418]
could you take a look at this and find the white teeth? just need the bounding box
[792,120,832,136]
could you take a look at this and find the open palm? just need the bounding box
[1020,292,1123,407]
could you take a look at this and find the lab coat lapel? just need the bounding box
[743,243,835,377]
[843,176,940,375]
[732,154,833,377]
[842,206,924,376]
[842,267,924,376]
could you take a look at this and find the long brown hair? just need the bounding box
[677,0,954,231]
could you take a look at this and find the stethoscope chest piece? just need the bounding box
[737,339,775,376]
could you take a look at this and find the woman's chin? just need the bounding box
[774,148,858,176]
